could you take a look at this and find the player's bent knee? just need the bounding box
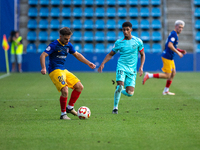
[61,86,68,97]
[127,90,134,97]
[74,82,84,92]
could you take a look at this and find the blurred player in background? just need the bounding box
[40,27,96,120]
[98,22,145,114]
[142,20,187,95]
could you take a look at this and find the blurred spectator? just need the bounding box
[8,31,23,72]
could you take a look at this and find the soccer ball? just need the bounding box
[77,106,91,119]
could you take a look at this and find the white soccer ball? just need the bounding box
[77,106,91,119]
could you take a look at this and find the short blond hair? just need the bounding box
[175,20,185,27]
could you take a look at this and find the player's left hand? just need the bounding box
[182,50,187,55]
[88,62,96,69]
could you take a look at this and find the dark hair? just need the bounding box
[122,22,132,28]
[59,27,72,36]
[10,31,16,37]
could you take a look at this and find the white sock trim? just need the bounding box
[67,105,74,110]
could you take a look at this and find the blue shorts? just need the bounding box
[116,70,137,88]
[11,54,22,64]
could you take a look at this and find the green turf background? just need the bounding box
[0,72,200,150]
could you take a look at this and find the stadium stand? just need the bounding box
[151,7,161,17]
[140,7,150,17]
[40,0,49,5]
[129,0,138,5]
[95,7,105,17]
[84,19,94,29]
[50,0,60,5]
[106,0,116,5]
[84,31,93,41]
[196,32,200,41]
[84,44,93,53]
[38,31,48,41]
[28,0,38,5]
[152,31,162,41]
[118,7,128,17]
[143,43,151,53]
[151,19,161,29]
[38,43,47,53]
[118,19,127,29]
[84,0,94,6]
[197,44,200,53]
[72,0,82,5]
[61,0,71,5]
[26,43,37,53]
[129,7,139,17]
[25,0,163,53]
[152,43,162,53]
[141,31,150,41]
[39,7,49,17]
[28,7,37,17]
[106,19,116,29]
[106,31,117,41]
[95,31,105,41]
[140,19,150,29]
[72,19,82,29]
[50,31,59,41]
[95,19,105,29]
[106,7,116,17]
[73,43,82,52]
[27,31,37,41]
[84,7,94,18]
[140,0,149,6]
[95,0,105,5]
[50,19,60,29]
[151,0,161,6]
[61,19,71,28]
[27,19,37,29]
[95,43,105,53]
[72,31,82,41]
[38,19,48,29]
[61,8,71,17]
[73,7,82,17]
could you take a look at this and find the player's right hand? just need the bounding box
[41,68,46,75]
[98,64,104,73]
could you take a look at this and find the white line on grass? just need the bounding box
[0,73,10,79]
[1,96,200,101]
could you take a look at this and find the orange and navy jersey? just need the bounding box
[44,39,76,73]
[162,30,178,60]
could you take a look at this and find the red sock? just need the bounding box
[166,80,172,88]
[60,96,67,113]
[68,90,81,107]
[153,73,159,78]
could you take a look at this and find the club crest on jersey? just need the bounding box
[66,48,69,53]
[46,46,51,51]
[132,45,136,49]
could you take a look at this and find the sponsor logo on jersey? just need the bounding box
[56,55,67,59]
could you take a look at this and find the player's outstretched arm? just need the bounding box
[40,52,48,75]
[72,52,96,69]
[98,51,115,73]
[139,50,145,77]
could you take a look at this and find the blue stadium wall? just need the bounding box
[0,0,199,72]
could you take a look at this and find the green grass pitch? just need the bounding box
[0,72,200,150]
